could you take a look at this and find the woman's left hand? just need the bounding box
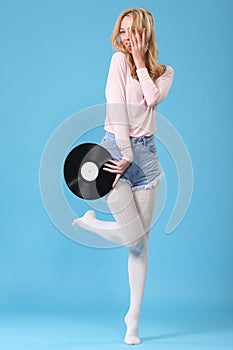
[130,27,148,68]
[103,159,130,188]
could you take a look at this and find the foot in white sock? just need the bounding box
[124,311,140,345]
[72,210,96,230]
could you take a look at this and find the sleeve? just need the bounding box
[105,52,133,163]
[136,65,174,107]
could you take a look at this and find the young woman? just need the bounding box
[73,7,174,345]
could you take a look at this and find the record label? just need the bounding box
[80,161,99,182]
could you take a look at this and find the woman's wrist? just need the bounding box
[121,157,132,165]
[134,58,146,69]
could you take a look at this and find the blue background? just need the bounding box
[0,0,233,349]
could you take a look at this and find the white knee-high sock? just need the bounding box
[72,181,145,248]
[124,184,159,345]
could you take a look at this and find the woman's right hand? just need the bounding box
[129,27,148,69]
[103,158,130,188]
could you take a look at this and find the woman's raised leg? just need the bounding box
[72,181,146,248]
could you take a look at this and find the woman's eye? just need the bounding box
[120,31,125,34]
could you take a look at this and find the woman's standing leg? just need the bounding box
[73,179,159,344]
[124,183,159,345]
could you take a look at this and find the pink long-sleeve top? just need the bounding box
[105,51,174,162]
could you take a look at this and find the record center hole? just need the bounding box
[80,161,99,182]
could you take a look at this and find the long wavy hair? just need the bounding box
[110,7,166,82]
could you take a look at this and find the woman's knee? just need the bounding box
[129,235,148,254]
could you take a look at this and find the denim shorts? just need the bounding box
[99,131,163,191]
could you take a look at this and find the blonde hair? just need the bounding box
[110,7,166,82]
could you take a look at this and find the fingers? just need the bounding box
[129,28,136,47]
[130,27,148,53]
[105,159,118,165]
[112,173,121,188]
[102,158,129,174]
[130,28,140,46]
[103,166,118,173]
[102,161,121,188]
[134,28,141,46]
[103,159,118,171]
[140,27,148,51]
[102,162,120,174]
[142,27,146,46]
[102,159,128,188]
[103,165,123,174]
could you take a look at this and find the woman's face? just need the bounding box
[120,15,133,53]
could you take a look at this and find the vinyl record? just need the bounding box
[63,143,116,200]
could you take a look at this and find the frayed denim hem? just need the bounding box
[118,178,132,187]
[119,172,164,192]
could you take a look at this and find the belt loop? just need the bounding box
[132,138,135,151]
[143,137,146,148]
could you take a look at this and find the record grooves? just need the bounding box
[63,143,116,200]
